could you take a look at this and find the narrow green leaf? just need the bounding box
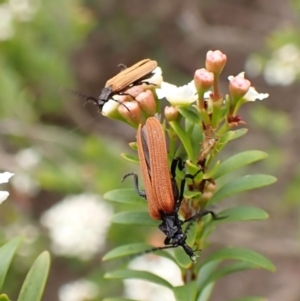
[102,243,174,262]
[173,281,197,301]
[209,174,277,205]
[104,269,173,289]
[0,237,21,291]
[213,150,268,179]
[228,128,248,140]
[128,142,138,151]
[204,160,221,179]
[197,282,215,301]
[103,243,152,261]
[102,297,138,301]
[0,294,11,301]
[169,121,194,159]
[104,189,146,205]
[199,262,259,291]
[177,107,200,124]
[197,260,221,289]
[110,211,157,227]
[202,247,275,272]
[121,153,139,164]
[215,206,269,223]
[17,251,51,301]
[232,297,266,301]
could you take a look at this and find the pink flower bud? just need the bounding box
[164,106,179,121]
[205,50,227,75]
[118,101,142,126]
[194,68,214,92]
[136,90,157,116]
[125,85,146,99]
[229,75,251,100]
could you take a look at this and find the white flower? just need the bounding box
[228,72,269,101]
[124,255,183,301]
[101,98,120,116]
[0,172,14,204]
[244,86,269,101]
[156,81,197,106]
[146,66,163,86]
[58,279,99,301]
[40,193,113,260]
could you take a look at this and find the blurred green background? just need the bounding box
[0,0,300,300]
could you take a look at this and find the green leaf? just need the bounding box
[128,142,138,151]
[213,150,268,179]
[197,282,215,301]
[169,121,194,159]
[209,174,277,205]
[17,251,51,301]
[199,262,259,292]
[0,294,11,301]
[110,211,158,227]
[177,107,200,124]
[104,269,173,289]
[173,281,197,301]
[0,237,21,291]
[228,128,248,140]
[104,189,146,205]
[215,206,269,223]
[121,153,139,164]
[197,260,221,288]
[201,247,275,272]
[232,297,266,301]
[102,243,174,262]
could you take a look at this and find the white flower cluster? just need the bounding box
[246,43,300,86]
[40,193,113,260]
[124,255,183,301]
[0,0,39,40]
[58,279,99,301]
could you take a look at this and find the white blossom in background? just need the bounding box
[124,255,183,301]
[15,148,41,169]
[0,172,14,204]
[263,44,300,86]
[11,148,41,196]
[58,279,99,301]
[9,0,40,22]
[0,0,39,41]
[0,4,14,40]
[40,193,113,260]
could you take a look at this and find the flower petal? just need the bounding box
[0,191,9,204]
[0,172,14,184]
[244,87,269,102]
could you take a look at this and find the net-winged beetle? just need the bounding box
[93,59,157,111]
[123,117,222,261]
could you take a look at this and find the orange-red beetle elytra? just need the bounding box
[69,59,157,112]
[123,117,222,261]
[97,58,157,111]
